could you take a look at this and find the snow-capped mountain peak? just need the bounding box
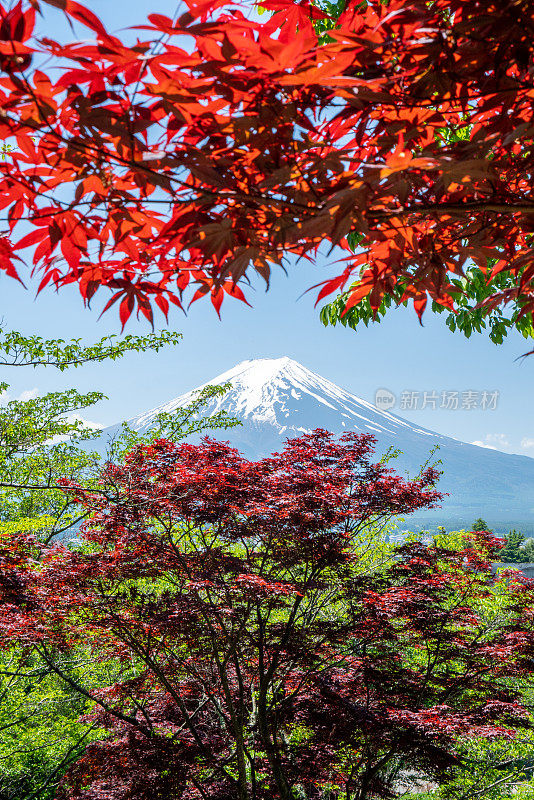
[130,356,439,439]
[99,357,534,533]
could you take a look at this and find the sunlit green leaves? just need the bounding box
[321,265,534,345]
[0,328,181,371]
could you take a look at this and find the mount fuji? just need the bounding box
[99,357,534,534]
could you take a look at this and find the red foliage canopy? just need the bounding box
[1,431,534,799]
[1,0,534,326]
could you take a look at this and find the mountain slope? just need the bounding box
[100,357,534,534]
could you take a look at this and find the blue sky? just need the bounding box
[1,0,533,458]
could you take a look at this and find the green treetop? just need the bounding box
[497,530,529,564]
[472,518,492,532]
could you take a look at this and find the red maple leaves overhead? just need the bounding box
[1,0,534,326]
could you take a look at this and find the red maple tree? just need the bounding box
[1,0,534,330]
[1,430,534,799]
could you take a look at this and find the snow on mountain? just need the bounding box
[99,357,534,534]
[128,357,442,437]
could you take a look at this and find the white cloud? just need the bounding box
[471,440,498,450]
[470,433,534,457]
[0,387,39,406]
[471,433,510,452]
[486,433,510,446]
[17,388,39,402]
[63,413,104,431]
[47,413,105,445]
